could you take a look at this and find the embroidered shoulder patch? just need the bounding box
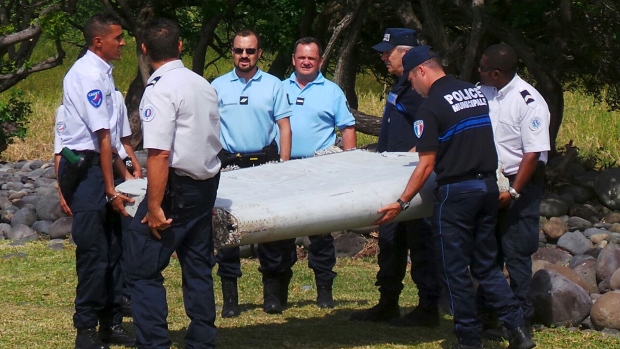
[414,120,424,138]
[529,117,542,131]
[141,105,156,122]
[520,90,535,104]
[87,89,103,108]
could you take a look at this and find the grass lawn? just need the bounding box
[1,241,619,348]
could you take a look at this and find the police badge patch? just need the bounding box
[414,120,424,138]
[141,106,155,122]
[529,117,542,131]
[56,122,67,134]
[87,89,103,108]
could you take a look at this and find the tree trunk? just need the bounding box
[459,0,485,82]
[351,109,381,136]
[389,0,423,32]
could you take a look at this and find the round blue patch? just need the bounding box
[87,89,103,108]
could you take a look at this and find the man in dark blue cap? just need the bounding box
[349,28,441,328]
[375,45,536,349]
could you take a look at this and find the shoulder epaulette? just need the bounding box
[520,90,535,104]
[145,76,161,88]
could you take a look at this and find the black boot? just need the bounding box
[99,324,135,347]
[75,328,109,349]
[349,292,399,322]
[263,275,282,314]
[279,270,293,307]
[316,285,335,308]
[508,326,536,349]
[389,304,439,327]
[122,296,132,318]
[221,277,240,318]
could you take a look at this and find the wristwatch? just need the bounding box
[396,198,410,211]
[508,187,521,200]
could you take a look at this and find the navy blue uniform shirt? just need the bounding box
[377,74,425,152]
[415,75,497,185]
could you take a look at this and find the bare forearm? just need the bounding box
[96,129,116,198]
[146,149,170,212]
[277,117,292,161]
[400,152,435,202]
[341,126,356,150]
[512,152,540,192]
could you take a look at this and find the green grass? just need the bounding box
[1,241,619,348]
[1,37,619,167]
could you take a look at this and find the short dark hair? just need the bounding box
[483,43,518,76]
[293,37,323,56]
[142,18,181,62]
[233,29,261,49]
[83,13,122,46]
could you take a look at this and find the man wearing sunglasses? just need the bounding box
[211,29,293,317]
[477,43,550,337]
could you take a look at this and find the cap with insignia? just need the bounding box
[372,28,418,53]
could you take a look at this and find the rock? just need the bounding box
[34,187,58,197]
[6,224,37,241]
[10,205,38,227]
[557,231,593,255]
[0,196,12,210]
[545,264,596,294]
[605,212,620,224]
[609,233,620,244]
[31,220,52,235]
[8,191,27,201]
[333,231,367,258]
[598,240,609,249]
[532,247,572,266]
[34,177,56,188]
[570,254,596,268]
[599,277,612,293]
[35,196,65,221]
[610,224,620,234]
[13,194,40,208]
[542,217,569,240]
[5,181,24,191]
[567,216,593,231]
[10,234,39,245]
[48,217,73,239]
[570,258,599,294]
[532,259,551,274]
[591,292,620,330]
[540,196,569,218]
[560,185,594,204]
[529,269,592,327]
[611,269,620,290]
[594,168,620,210]
[585,247,603,259]
[591,234,609,244]
[596,243,620,281]
[0,223,11,238]
[569,204,601,223]
[1,205,19,223]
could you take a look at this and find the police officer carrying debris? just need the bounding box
[350,28,441,327]
[283,37,356,308]
[211,29,293,317]
[123,18,221,349]
[55,13,135,349]
[376,46,536,349]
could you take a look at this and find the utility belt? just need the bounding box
[506,161,546,185]
[165,169,187,217]
[438,171,495,186]
[58,148,101,195]
[217,141,279,168]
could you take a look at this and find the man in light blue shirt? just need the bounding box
[211,29,293,317]
[283,37,356,307]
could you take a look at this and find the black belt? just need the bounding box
[73,150,101,167]
[438,172,495,186]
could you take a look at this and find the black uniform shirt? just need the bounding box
[415,75,498,185]
[377,74,426,152]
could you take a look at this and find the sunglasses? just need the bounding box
[232,48,258,55]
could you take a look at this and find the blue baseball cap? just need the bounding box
[372,28,418,52]
[402,45,440,72]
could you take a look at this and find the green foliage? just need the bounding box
[0,91,31,153]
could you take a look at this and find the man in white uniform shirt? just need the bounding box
[123,18,221,349]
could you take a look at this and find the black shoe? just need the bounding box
[349,301,399,322]
[316,285,335,308]
[483,325,509,341]
[122,296,132,318]
[279,270,293,307]
[263,276,282,314]
[221,278,240,318]
[508,326,536,349]
[389,305,439,327]
[75,328,109,349]
[99,325,135,347]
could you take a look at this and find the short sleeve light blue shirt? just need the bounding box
[283,72,355,158]
[211,68,291,154]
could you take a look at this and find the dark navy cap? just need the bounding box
[372,28,418,52]
[402,45,439,72]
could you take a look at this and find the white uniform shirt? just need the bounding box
[139,60,221,180]
[59,50,117,151]
[480,74,550,176]
[113,90,132,159]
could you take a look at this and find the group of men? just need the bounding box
[54,12,549,349]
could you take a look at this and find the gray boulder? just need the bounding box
[31,220,52,235]
[594,168,620,210]
[569,254,596,268]
[333,231,368,258]
[34,187,58,197]
[10,205,38,227]
[605,212,620,224]
[567,216,593,231]
[596,243,620,281]
[0,223,11,238]
[13,194,40,208]
[542,217,569,240]
[8,191,27,201]
[529,269,592,327]
[1,206,19,223]
[36,195,65,221]
[570,257,599,294]
[590,292,620,330]
[569,204,601,223]
[0,196,11,210]
[559,185,594,204]
[6,224,37,241]
[34,177,56,188]
[610,269,620,291]
[43,167,56,179]
[544,264,595,294]
[610,224,620,234]
[557,231,593,255]
[540,196,569,218]
[532,246,572,266]
[5,181,24,191]
[584,227,609,239]
[48,217,73,239]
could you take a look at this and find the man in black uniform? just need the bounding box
[376,46,535,349]
[350,28,440,327]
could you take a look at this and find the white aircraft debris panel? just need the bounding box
[213,150,436,248]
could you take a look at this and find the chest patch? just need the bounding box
[414,120,424,138]
[87,89,103,108]
[141,105,156,122]
[240,96,249,105]
[296,97,305,105]
[387,92,398,106]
